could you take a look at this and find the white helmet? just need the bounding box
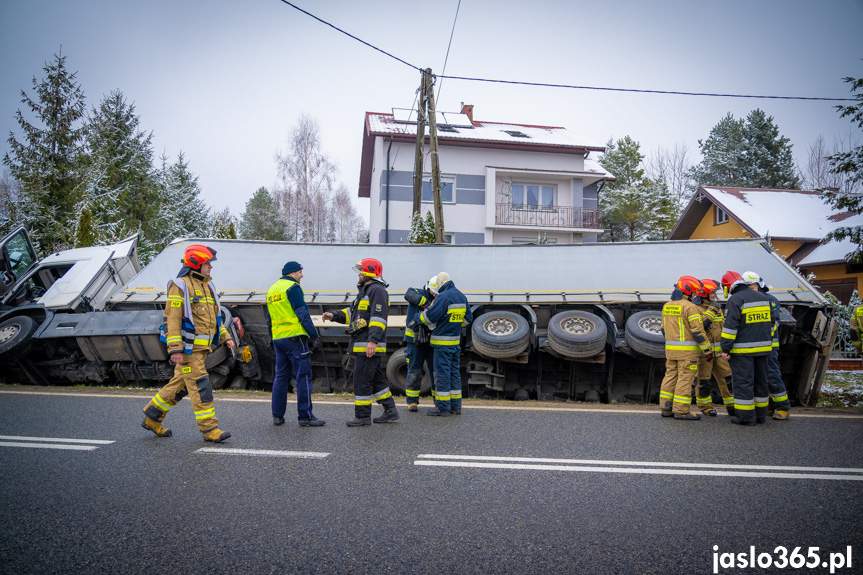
[427,275,439,294]
[741,270,761,285]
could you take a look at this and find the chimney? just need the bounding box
[460,103,474,122]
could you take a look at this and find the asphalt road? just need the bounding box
[1,387,861,575]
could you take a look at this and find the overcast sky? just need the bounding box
[1,0,861,225]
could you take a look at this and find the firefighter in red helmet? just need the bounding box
[659,275,711,420]
[694,278,735,416]
[141,244,234,442]
[323,258,399,426]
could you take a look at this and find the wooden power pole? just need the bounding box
[425,68,445,244]
[411,70,429,216]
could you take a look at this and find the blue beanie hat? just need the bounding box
[282,261,303,275]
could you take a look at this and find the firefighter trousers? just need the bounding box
[729,354,769,424]
[432,345,462,413]
[405,342,434,406]
[660,356,699,415]
[143,350,219,433]
[766,350,791,411]
[352,354,395,419]
[696,355,734,411]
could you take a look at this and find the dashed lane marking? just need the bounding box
[414,454,863,481]
[0,435,115,451]
[196,447,329,459]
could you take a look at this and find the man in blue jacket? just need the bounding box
[403,276,437,412]
[417,272,472,416]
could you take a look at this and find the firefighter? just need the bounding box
[851,303,863,357]
[659,275,711,420]
[141,244,234,442]
[402,276,437,412]
[267,261,324,427]
[322,258,399,426]
[416,271,472,416]
[720,271,775,426]
[743,271,792,421]
[694,278,735,416]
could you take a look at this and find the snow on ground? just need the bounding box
[818,370,863,408]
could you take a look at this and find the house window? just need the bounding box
[512,237,558,245]
[421,174,454,203]
[715,206,729,224]
[512,184,554,210]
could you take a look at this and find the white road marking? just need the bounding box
[416,454,863,474]
[415,455,863,481]
[196,447,329,459]
[0,435,114,444]
[0,441,98,451]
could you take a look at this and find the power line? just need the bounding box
[436,0,462,104]
[277,0,856,103]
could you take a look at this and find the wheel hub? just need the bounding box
[0,323,20,345]
[638,316,663,336]
[484,317,517,336]
[560,316,595,335]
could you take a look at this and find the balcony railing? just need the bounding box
[495,204,601,229]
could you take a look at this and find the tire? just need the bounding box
[624,330,665,359]
[547,310,607,358]
[471,311,530,359]
[0,315,39,365]
[625,311,664,343]
[385,347,432,395]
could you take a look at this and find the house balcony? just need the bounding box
[494,203,602,230]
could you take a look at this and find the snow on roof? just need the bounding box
[703,187,863,240]
[366,111,606,151]
[798,237,858,266]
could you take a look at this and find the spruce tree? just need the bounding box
[238,186,287,240]
[3,50,86,253]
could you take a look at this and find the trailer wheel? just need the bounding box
[625,311,664,343]
[547,310,607,358]
[624,330,666,359]
[0,315,38,365]
[471,311,530,359]
[385,347,432,395]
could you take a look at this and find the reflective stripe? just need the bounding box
[754,400,769,408]
[369,316,387,330]
[374,388,392,399]
[405,329,415,338]
[687,314,702,322]
[354,396,373,406]
[696,396,712,404]
[450,392,462,399]
[729,343,773,354]
[431,335,461,346]
[435,390,451,398]
[195,408,215,419]
[659,391,673,400]
[723,397,734,405]
[770,393,788,402]
[665,342,700,350]
[406,389,420,397]
[735,403,755,411]
[672,394,691,403]
[352,342,386,354]
[152,394,172,412]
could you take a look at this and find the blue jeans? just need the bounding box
[272,337,315,421]
[432,345,461,412]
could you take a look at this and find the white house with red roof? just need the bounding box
[669,186,863,303]
[357,104,615,244]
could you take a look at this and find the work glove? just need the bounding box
[310,337,321,352]
[705,351,714,362]
[346,318,367,334]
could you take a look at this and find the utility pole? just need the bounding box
[425,68,445,244]
[411,70,429,216]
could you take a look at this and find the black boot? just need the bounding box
[373,407,400,423]
[346,417,371,427]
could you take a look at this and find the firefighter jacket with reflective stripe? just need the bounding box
[266,277,318,341]
[160,272,230,354]
[418,280,473,348]
[852,305,863,353]
[662,293,710,359]
[699,301,725,353]
[763,290,782,349]
[403,286,434,343]
[720,286,774,356]
[330,278,389,356]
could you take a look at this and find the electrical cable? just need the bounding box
[277,0,855,102]
[436,0,462,104]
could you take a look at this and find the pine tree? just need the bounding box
[238,186,287,240]
[3,50,86,253]
[691,113,746,187]
[820,74,863,262]
[210,207,237,239]
[74,206,97,247]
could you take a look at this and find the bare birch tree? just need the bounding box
[645,142,695,208]
[803,133,861,194]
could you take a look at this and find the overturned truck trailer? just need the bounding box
[2,238,836,405]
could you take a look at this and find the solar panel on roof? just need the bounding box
[391,108,416,123]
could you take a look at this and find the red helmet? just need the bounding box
[721,271,744,297]
[676,275,702,296]
[353,257,383,278]
[183,244,217,269]
[697,278,720,298]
